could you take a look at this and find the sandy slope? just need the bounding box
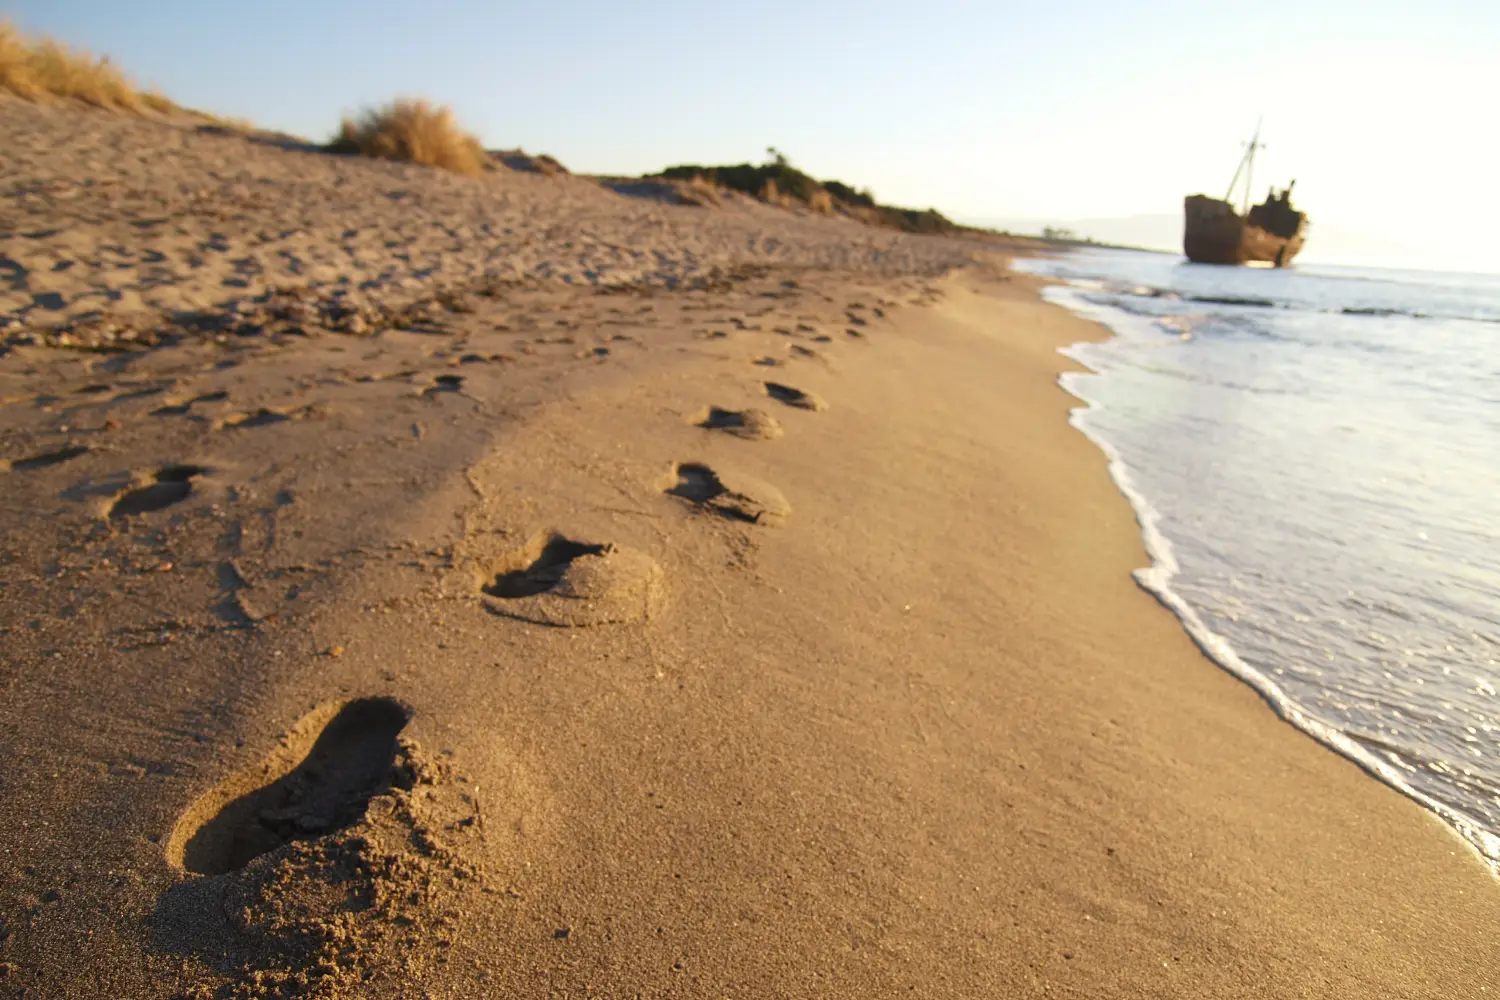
[1,101,1497,998]
[1,96,964,341]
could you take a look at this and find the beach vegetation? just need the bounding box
[0,18,167,111]
[675,174,724,207]
[328,98,487,177]
[654,150,958,234]
[878,206,958,234]
[822,180,876,209]
[659,159,827,206]
[0,20,272,132]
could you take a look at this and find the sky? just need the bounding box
[9,0,1499,272]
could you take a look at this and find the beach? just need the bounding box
[2,97,1498,998]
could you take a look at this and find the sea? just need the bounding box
[1013,248,1500,872]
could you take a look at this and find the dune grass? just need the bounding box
[329,98,486,176]
[676,174,723,207]
[0,19,167,111]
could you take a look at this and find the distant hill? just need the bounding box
[969,212,1498,273]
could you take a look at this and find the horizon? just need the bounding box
[9,0,1498,273]
[968,213,1500,277]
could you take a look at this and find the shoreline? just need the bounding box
[1044,275,1500,875]
[1037,264,1500,874]
[1,103,1497,997]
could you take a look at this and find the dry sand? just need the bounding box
[1,98,1497,998]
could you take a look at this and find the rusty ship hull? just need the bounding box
[1183,194,1307,266]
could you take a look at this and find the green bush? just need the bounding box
[822,180,876,209]
[654,151,956,235]
[658,161,824,204]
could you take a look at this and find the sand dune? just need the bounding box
[1,96,969,349]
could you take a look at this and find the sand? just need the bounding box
[1,98,1497,998]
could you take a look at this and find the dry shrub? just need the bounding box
[806,187,833,213]
[0,20,157,110]
[759,177,786,206]
[28,38,138,108]
[139,89,177,114]
[0,20,42,99]
[677,174,722,207]
[330,98,486,176]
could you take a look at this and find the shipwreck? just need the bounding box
[1183,124,1308,267]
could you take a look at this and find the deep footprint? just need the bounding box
[763,381,828,412]
[484,535,607,598]
[423,374,465,396]
[109,464,208,517]
[479,531,663,626]
[667,463,729,506]
[693,406,783,441]
[169,698,411,876]
[664,462,790,526]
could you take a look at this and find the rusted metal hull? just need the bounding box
[1183,194,1306,266]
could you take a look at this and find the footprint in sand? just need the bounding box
[5,444,89,472]
[215,407,294,431]
[354,369,419,384]
[692,406,784,441]
[150,390,229,417]
[662,462,790,526]
[763,381,828,412]
[479,531,663,627]
[422,374,465,397]
[109,464,209,518]
[166,698,411,876]
[788,344,834,367]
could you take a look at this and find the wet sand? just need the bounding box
[1,98,1497,998]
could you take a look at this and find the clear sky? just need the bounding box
[9,0,1499,272]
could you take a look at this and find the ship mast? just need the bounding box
[1223,118,1265,215]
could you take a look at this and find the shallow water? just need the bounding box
[1015,248,1500,870]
